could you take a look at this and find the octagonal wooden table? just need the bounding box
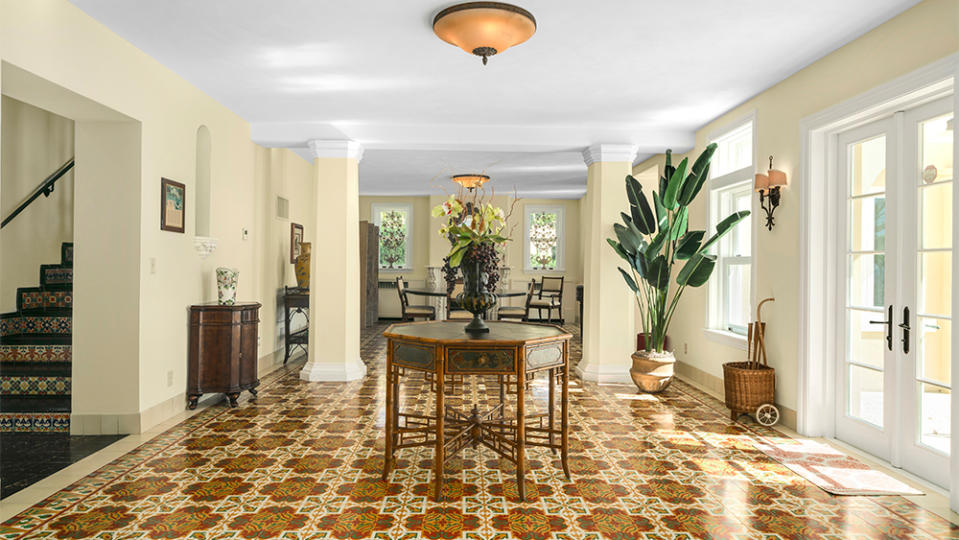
[381,321,572,501]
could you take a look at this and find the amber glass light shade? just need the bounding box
[433,2,536,64]
[452,174,490,190]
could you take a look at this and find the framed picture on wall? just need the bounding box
[291,222,304,263]
[160,178,186,233]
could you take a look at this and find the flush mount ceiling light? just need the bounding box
[433,2,536,65]
[452,174,490,191]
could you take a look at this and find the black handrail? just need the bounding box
[1,157,75,229]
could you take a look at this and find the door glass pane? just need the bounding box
[919,317,951,386]
[920,114,954,184]
[847,309,885,369]
[849,136,886,196]
[919,383,950,454]
[919,252,952,317]
[848,254,885,308]
[849,365,883,427]
[849,196,886,252]
[920,182,952,250]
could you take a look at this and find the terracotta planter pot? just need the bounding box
[630,349,676,393]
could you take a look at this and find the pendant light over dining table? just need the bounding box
[433,2,536,65]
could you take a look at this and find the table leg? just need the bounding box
[548,368,556,455]
[434,366,445,501]
[382,349,394,481]
[516,368,526,502]
[561,343,570,480]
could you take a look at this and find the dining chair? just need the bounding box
[530,276,564,323]
[447,280,472,320]
[498,279,536,321]
[396,276,436,321]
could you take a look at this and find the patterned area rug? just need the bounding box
[1,323,957,539]
[749,436,923,496]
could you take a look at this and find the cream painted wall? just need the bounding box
[0,0,310,430]
[1,96,74,313]
[254,148,315,364]
[634,0,959,413]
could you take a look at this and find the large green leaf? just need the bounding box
[652,191,668,230]
[618,267,639,292]
[699,210,751,253]
[646,229,668,258]
[663,157,688,210]
[614,223,640,256]
[670,207,689,240]
[635,189,656,234]
[607,239,631,262]
[643,255,670,289]
[678,143,716,205]
[677,252,716,287]
[675,230,705,259]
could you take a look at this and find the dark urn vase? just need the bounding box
[456,257,497,333]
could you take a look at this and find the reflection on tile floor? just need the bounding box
[2,323,958,539]
[1,433,125,498]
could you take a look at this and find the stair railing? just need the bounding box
[1,157,75,229]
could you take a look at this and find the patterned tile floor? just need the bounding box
[2,323,958,539]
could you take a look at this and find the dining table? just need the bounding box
[404,285,527,320]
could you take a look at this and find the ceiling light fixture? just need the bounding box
[433,2,536,65]
[452,174,490,191]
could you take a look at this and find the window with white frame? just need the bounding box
[372,203,412,270]
[707,120,754,336]
[524,205,564,271]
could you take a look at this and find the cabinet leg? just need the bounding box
[187,395,200,410]
[227,393,240,408]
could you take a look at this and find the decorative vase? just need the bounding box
[216,267,239,306]
[630,349,675,393]
[294,242,311,289]
[456,257,497,333]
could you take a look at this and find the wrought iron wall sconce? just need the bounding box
[754,156,787,231]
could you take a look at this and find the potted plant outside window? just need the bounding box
[607,144,750,392]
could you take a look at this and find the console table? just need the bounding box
[283,287,309,363]
[382,321,572,501]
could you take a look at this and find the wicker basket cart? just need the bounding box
[723,298,779,426]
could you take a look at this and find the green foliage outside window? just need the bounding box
[529,211,558,270]
[379,210,407,269]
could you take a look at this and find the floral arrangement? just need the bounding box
[431,189,517,294]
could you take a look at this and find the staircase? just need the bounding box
[0,242,73,432]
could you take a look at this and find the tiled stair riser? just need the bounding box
[1,376,70,395]
[0,345,71,363]
[40,266,73,287]
[0,316,71,336]
[0,413,70,432]
[18,290,72,311]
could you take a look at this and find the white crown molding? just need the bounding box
[307,139,364,162]
[582,144,639,166]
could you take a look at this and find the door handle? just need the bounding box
[869,305,893,351]
[898,306,911,354]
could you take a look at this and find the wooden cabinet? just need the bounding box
[187,302,261,409]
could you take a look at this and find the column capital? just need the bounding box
[307,139,364,162]
[582,144,638,167]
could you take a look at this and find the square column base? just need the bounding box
[575,357,632,384]
[300,357,367,382]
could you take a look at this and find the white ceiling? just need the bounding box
[70,0,919,198]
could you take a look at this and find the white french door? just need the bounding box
[836,96,954,487]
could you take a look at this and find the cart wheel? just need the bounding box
[756,403,779,426]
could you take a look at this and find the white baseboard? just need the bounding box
[70,349,301,435]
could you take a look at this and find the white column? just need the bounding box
[577,144,637,384]
[301,140,367,381]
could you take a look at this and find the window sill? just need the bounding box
[523,267,566,274]
[703,328,748,351]
[379,268,413,273]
